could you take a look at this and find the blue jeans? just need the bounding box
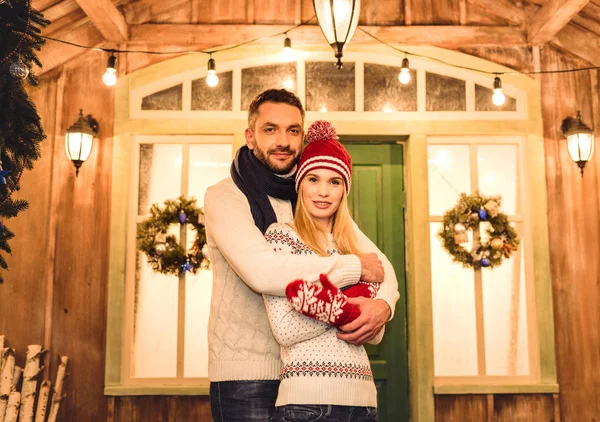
[210,380,280,422]
[271,405,378,422]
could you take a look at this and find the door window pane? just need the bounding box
[427,145,470,215]
[477,145,518,215]
[431,222,478,376]
[306,62,355,111]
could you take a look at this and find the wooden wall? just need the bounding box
[0,1,598,420]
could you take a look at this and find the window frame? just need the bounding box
[426,136,541,387]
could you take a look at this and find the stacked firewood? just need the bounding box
[0,335,68,422]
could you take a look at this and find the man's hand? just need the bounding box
[336,297,391,345]
[357,253,384,283]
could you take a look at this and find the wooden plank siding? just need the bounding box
[1,0,598,420]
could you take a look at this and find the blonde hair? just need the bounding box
[294,179,361,257]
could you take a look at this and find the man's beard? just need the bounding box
[253,146,299,174]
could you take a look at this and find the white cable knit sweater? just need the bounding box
[264,223,383,407]
[204,177,399,382]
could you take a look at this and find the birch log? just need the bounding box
[34,381,51,422]
[19,345,43,422]
[0,348,8,381]
[46,356,68,422]
[11,366,22,391]
[0,349,15,421]
[4,392,20,422]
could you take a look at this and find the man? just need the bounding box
[204,89,399,422]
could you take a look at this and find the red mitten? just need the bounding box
[342,280,379,299]
[286,274,360,327]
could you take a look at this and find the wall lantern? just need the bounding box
[561,110,595,176]
[65,109,99,177]
[313,0,361,69]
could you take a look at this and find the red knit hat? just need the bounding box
[296,120,352,192]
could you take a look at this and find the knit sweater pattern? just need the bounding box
[264,223,381,408]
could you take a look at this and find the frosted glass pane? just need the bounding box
[306,62,355,111]
[191,71,233,111]
[426,73,466,111]
[187,144,233,207]
[142,84,182,110]
[482,234,529,375]
[428,145,470,215]
[364,63,417,112]
[431,222,478,376]
[241,63,297,110]
[184,270,213,377]
[184,143,232,377]
[133,253,178,378]
[477,145,517,215]
[138,144,182,215]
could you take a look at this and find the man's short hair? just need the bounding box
[247,89,305,130]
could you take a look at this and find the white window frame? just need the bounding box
[427,136,541,389]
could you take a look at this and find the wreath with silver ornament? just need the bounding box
[438,192,519,269]
[137,196,209,276]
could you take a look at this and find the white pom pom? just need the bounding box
[307,120,337,143]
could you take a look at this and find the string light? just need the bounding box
[398,57,411,84]
[102,53,117,87]
[39,19,600,106]
[206,56,219,87]
[492,76,506,107]
[282,35,294,62]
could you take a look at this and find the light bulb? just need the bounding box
[492,89,505,106]
[206,58,219,87]
[206,70,219,87]
[102,54,117,87]
[282,37,294,62]
[398,57,411,84]
[320,105,328,113]
[491,77,505,106]
[102,68,117,86]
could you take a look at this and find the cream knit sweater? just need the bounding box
[205,177,399,382]
[264,223,383,407]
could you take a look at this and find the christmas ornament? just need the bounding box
[490,238,504,250]
[0,163,10,185]
[9,60,29,80]
[484,200,499,218]
[137,196,208,276]
[181,260,193,272]
[438,192,519,270]
[155,243,166,255]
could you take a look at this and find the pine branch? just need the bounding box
[0,0,48,283]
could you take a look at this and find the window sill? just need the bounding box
[105,384,210,396]
[434,383,559,395]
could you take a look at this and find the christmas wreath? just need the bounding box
[438,192,519,269]
[137,196,209,276]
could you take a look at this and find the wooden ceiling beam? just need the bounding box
[128,24,527,48]
[38,21,104,75]
[466,0,526,25]
[74,0,128,42]
[528,0,591,44]
[122,0,189,25]
[552,23,600,65]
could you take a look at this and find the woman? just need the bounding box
[263,120,382,422]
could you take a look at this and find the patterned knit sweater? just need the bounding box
[264,222,384,407]
[204,177,399,382]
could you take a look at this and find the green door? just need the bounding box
[343,141,409,422]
